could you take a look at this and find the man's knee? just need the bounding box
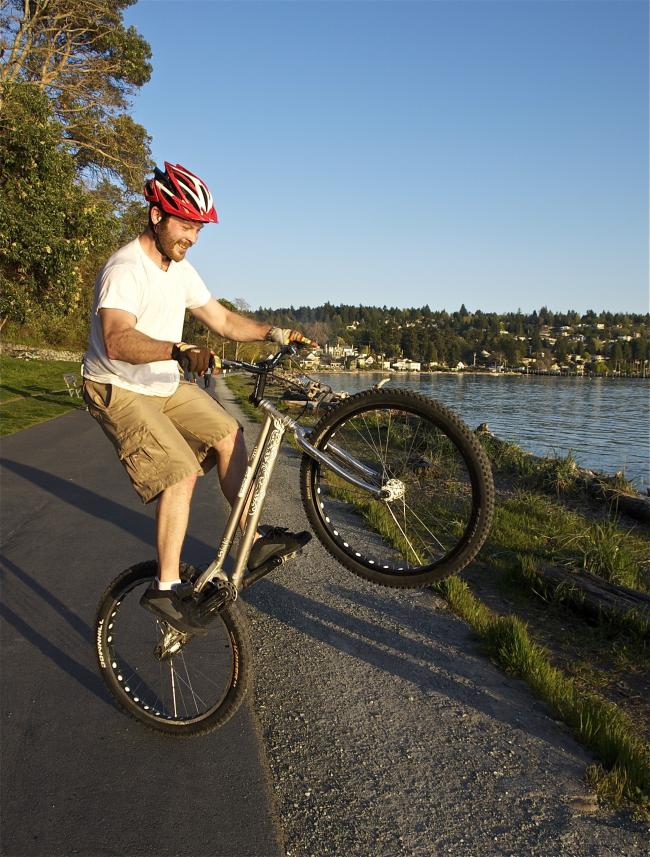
[214,426,244,456]
[161,472,198,498]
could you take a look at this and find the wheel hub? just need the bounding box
[381,478,406,502]
[154,626,194,661]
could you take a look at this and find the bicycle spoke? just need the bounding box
[104,582,239,723]
[400,496,453,551]
[383,501,423,566]
[310,396,483,577]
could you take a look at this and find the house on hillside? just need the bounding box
[299,351,321,369]
[392,359,421,371]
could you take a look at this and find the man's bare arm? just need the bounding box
[190,298,271,342]
[100,308,174,364]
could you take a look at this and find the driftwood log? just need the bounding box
[579,477,650,524]
[536,564,650,630]
[475,424,650,525]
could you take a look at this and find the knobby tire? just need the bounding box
[95,561,251,737]
[300,388,494,587]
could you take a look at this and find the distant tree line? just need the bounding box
[252,303,650,373]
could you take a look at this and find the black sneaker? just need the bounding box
[247,526,312,571]
[140,581,208,636]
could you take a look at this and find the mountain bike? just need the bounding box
[95,346,495,736]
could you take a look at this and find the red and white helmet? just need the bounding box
[144,162,218,223]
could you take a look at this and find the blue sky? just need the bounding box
[124,1,648,314]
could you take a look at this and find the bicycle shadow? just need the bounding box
[244,578,564,746]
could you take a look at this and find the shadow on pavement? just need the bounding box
[1,457,212,557]
[0,556,109,705]
[245,577,561,746]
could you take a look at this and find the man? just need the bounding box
[83,161,316,634]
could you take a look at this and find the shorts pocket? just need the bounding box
[83,381,114,413]
[117,426,167,488]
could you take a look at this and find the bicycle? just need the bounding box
[95,346,495,736]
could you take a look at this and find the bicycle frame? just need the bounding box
[192,352,389,597]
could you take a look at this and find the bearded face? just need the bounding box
[152,212,204,263]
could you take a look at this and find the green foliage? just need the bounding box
[560,520,646,590]
[0,84,114,327]
[0,0,153,190]
[484,491,649,593]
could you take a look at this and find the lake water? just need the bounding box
[314,373,650,489]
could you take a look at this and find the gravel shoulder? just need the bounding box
[213,376,647,857]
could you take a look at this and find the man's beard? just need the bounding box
[155,226,190,262]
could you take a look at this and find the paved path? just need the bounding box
[0,407,282,857]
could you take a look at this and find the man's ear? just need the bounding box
[150,205,164,226]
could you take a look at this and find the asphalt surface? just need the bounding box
[0,403,282,857]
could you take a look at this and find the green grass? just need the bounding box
[485,491,649,594]
[433,575,650,815]
[478,432,638,497]
[0,356,84,435]
[222,373,260,422]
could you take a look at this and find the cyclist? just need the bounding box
[83,161,316,634]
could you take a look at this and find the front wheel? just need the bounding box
[300,389,494,587]
[95,562,252,736]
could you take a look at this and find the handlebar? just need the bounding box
[217,344,344,408]
[219,344,298,375]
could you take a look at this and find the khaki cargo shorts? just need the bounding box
[83,379,240,503]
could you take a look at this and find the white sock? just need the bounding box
[156,578,182,591]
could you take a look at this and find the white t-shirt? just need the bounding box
[83,237,212,396]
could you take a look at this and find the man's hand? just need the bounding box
[266,327,319,348]
[171,342,214,375]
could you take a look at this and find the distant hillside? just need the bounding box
[250,304,650,374]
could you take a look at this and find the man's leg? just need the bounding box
[213,427,248,511]
[212,426,311,568]
[141,471,207,635]
[156,473,198,582]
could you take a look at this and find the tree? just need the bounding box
[0,0,153,190]
[0,83,113,330]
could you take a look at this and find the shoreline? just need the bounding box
[313,367,650,379]
[2,344,648,379]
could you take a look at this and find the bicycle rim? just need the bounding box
[97,564,249,735]
[302,390,493,585]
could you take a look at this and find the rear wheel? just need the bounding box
[95,561,251,736]
[300,389,494,587]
